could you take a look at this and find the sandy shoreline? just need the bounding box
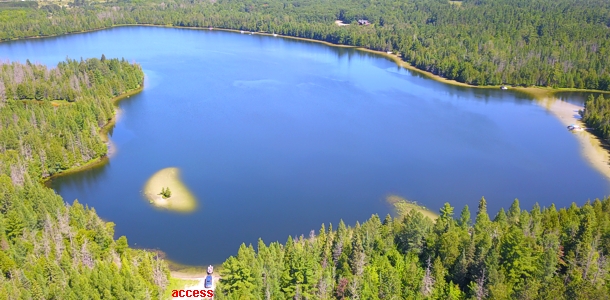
[537,98,610,181]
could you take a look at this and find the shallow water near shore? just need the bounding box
[2,26,609,265]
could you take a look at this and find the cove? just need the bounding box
[1,26,608,265]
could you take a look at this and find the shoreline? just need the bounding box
[200,27,610,95]
[42,86,143,184]
[152,249,219,300]
[149,248,221,277]
[22,24,610,273]
[387,195,439,221]
[536,98,610,181]
[5,23,610,98]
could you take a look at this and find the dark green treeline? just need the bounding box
[215,198,610,299]
[1,0,610,90]
[582,94,610,143]
[0,58,168,299]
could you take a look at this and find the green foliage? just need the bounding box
[0,58,143,178]
[0,58,168,298]
[582,94,610,141]
[216,198,610,299]
[159,187,171,199]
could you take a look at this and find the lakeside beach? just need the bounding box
[537,98,610,181]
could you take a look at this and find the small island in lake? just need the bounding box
[143,167,197,212]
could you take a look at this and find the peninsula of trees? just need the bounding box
[0,58,167,299]
[0,0,609,90]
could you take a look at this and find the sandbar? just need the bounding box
[143,167,197,212]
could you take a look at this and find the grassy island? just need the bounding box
[143,167,197,212]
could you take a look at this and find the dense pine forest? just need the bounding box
[215,198,610,299]
[0,58,169,299]
[1,0,610,90]
[582,94,610,142]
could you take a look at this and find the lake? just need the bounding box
[1,26,608,265]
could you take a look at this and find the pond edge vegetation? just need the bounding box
[43,85,143,184]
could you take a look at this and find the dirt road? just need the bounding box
[171,272,220,300]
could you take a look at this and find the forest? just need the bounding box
[2,0,610,298]
[0,58,168,299]
[582,94,610,143]
[214,198,610,299]
[0,0,609,90]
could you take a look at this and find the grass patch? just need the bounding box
[387,195,438,221]
[512,87,556,100]
[514,86,610,101]
[50,100,71,106]
[166,259,209,277]
[166,258,222,284]
[164,277,199,299]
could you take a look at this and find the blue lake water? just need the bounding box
[1,26,608,265]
